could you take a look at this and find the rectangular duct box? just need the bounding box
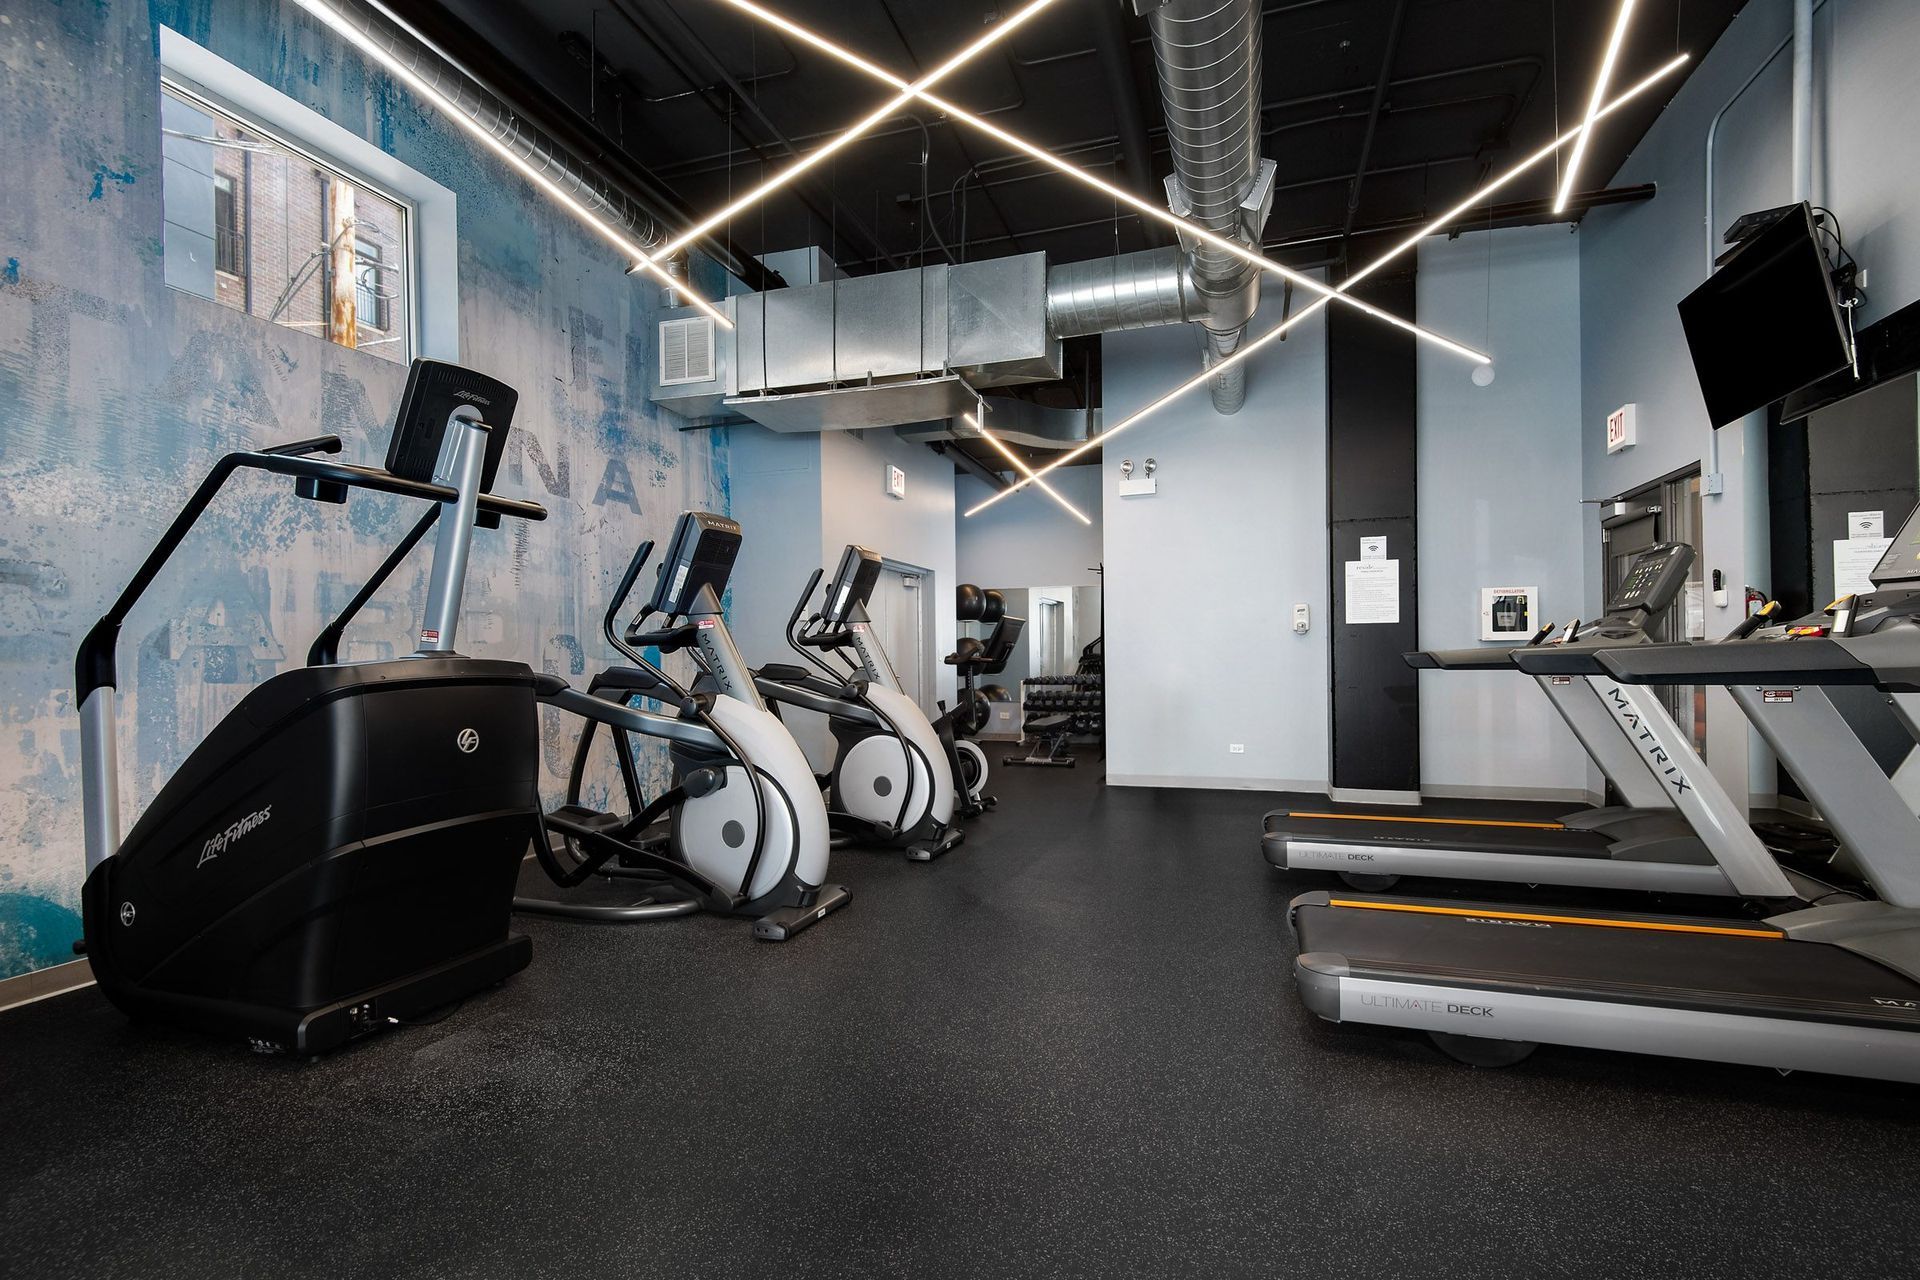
[658,317,716,386]
[649,251,1062,426]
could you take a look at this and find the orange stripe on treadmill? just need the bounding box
[1287,811,1568,831]
[1323,898,1781,939]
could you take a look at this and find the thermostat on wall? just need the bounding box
[885,463,907,500]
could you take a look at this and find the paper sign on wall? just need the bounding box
[1345,559,1400,625]
[1849,510,1886,539]
[1359,536,1388,561]
[1835,537,1893,598]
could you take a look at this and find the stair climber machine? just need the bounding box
[1265,542,1836,898]
[755,545,965,860]
[942,606,1026,813]
[1286,501,1920,1083]
[76,359,550,1056]
[511,512,851,937]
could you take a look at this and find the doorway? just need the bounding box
[1601,470,1706,753]
[865,561,932,709]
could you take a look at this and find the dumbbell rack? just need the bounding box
[1005,673,1104,768]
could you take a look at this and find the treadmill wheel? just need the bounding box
[1338,871,1401,891]
[1428,1032,1538,1069]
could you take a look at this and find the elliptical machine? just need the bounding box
[941,589,1024,812]
[755,545,965,861]
[76,359,549,1055]
[512,513,852,938]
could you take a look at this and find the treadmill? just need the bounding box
[1286,509,1920,1084]
[1264,542,1826,898]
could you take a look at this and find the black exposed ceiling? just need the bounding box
[408,0,1745,276]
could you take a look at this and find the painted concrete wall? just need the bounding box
[724,424,959,772]
[1102,304,1331,790]
[955,466,1104,590]
[819,427,959,714]
[725,427,825,692]
[0,1,729,980]
[1580,0,1920,806]
[1417,226,1590,801]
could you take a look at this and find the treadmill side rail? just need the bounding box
[1303,965,1920,1085]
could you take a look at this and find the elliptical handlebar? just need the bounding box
[604,540,658,669]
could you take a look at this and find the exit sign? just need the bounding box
[1606,403,1638,454]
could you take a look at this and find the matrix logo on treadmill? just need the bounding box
[1603,687,1693,796]
[198,805,272,869]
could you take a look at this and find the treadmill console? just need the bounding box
[1869,503,1920,589]
[1605,542,1696,620]
[821,544,884,627]
[648,511,743,617]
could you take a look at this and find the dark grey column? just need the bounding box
[1327,270,1420,800]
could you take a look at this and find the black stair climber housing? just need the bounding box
[74,358,550,1056]
[82,658,544,1054]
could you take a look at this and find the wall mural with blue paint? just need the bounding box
[0,0,729,980]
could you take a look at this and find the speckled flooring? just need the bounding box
[5,766,1920,1279]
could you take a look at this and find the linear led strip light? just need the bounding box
[961,412,1092,524]
[967,53,1692,517]
[717,0,1488,367]
[629,0,1066,272]
[289,0,737,329]
[1556,0,1640,214]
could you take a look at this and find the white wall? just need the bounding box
[1103,303,1330,790]
[955,465,1104,588]
[819,428,959,710]
[727,427,825,684]
[725,425,959,770]
[1418,226,1590,801]
[1580,0,1920,807]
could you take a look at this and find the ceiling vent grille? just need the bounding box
[658,316,715,386]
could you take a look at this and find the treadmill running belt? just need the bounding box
[1269,812,1613,858]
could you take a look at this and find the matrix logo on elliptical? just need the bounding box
[453,389,492,405]
[198,805,272,869]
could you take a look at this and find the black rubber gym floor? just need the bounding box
[5,768,1920,1278]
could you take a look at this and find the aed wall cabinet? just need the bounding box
[1479,586,1538,641]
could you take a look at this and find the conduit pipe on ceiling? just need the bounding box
[346,0,666,252]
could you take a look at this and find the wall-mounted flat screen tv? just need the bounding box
[1677,202,1851,427]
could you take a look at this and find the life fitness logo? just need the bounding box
[456,728,480,754]
[197,805,272,869]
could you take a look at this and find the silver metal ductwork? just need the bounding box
[340,0,664,251]
[1141,0,1275,414]
[651,0,1278,439]
[1046,246,1197,338]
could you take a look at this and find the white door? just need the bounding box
[866,565,929,708]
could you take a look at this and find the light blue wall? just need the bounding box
[1101,304,1331,790]
[725,424,959,771]
[1418,226,1589,801]
[820,427,960,713]
[0,0,729,979]
[956,466,1104,589]
[1579,0,1920,805]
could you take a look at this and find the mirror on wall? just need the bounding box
[963,584,1101,682]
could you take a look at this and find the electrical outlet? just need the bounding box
[1229,743,1245,754]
